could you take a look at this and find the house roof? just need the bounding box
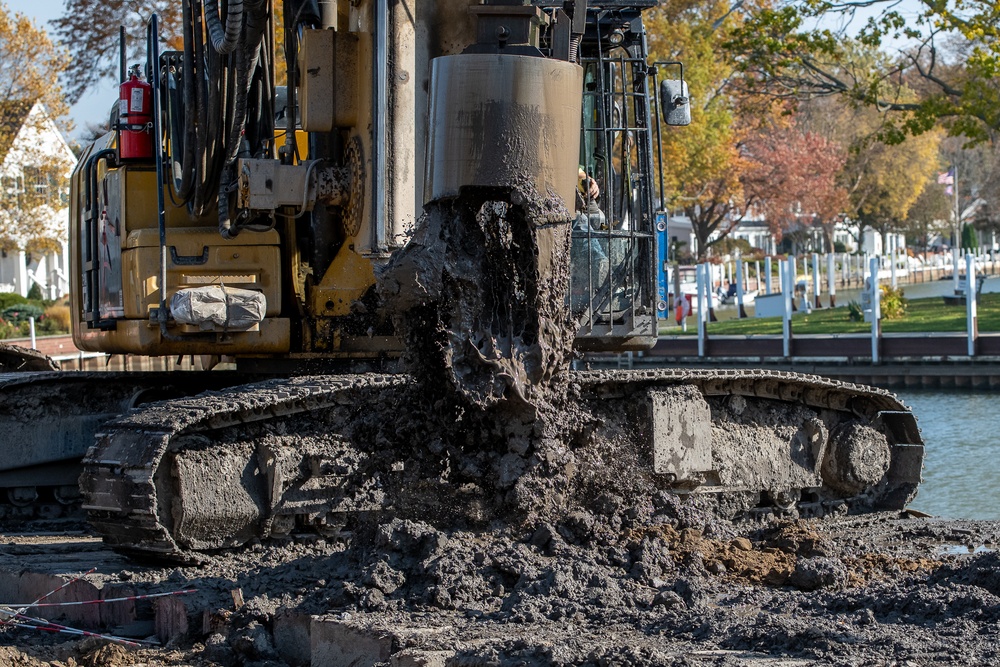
[0,99,37,165]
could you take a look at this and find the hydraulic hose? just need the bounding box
[205,0,243,55]
[224,0,268,165]
[173,0,198,202]
[171,0,276,235]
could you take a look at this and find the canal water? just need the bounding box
[897,390,1000,520]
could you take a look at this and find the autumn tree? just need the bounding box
[724,1,1000,143]
[53,1,183,104]
[0,6,74,254]
[905,181,953,259]
[935,137,1000,246]
[54,1,286,104]
[648,0,783,260]
[838,111,943,251]
[744,125,848,252]
[790,80,943,252]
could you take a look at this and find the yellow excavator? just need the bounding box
[0,0,921,560]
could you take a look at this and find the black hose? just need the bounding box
[197,12,228,215]
[205,0,243,55]
[173,0,278,235]
[174,0,197,202]
[166,66,191,203]
[224,0,268,165]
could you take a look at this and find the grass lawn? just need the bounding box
[662,293,1000,336]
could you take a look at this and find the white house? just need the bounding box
[0,100,76,299]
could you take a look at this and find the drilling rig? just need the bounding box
[0,0,922,559]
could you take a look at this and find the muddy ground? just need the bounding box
[2,196,993,665]
[1,507,999,666]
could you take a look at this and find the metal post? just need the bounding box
[655,212,669,321]
[870,257,881,363]
[736,258,746,318]
[782,259,792,357]
[697,264,707,357]
[375,0,391,248]
[754,260,760,294]
[29,317,36,350]
[967,253,978,357]
[953,247,961,293]
[148,14,170,341]
[765,256,773,294]
[827,252,836,307]
[812,252,821,308]
[890,236,898,289]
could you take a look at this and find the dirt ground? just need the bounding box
[1,507,998,667]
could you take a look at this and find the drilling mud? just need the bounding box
[379,187,575,409]
[11,362,963,665]
[1,365,995,665]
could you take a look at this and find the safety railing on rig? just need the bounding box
[570,11,658,351]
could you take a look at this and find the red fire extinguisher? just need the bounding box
[119,65,153,160]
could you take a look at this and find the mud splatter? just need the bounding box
[379,183,575,411]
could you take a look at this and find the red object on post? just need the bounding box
[119,69,153,160]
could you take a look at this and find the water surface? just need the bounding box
[896,390,1000,520]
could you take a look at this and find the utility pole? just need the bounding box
[954,164,960,250]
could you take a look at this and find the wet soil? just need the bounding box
[2,511,1000,666]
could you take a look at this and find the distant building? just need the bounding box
[0,100,76,299]
[665,213,695,259]
[728,216,776,255]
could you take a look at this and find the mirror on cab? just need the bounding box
[660,78,691,127]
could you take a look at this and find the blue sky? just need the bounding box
[7,0,112,140]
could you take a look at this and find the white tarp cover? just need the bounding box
[169,286,266,330]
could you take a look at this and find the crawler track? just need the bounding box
[81,374,408,560]
[79,369,923,562]
[0,371,257,521]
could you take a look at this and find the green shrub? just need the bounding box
[0,293,29,311]
[26,282,42,301]
[961,223,979,251]
[880,284,908,320]
[2,304,44,324]
[847,301,864,322]
[0,318,17,339]
[834,241,848,253]
[42,304,71,332]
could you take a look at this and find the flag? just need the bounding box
[938,169,954,185]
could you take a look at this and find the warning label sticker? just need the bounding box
[131,87,144,113]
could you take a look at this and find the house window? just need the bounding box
[24,167,46,195]
[2,175,22,194]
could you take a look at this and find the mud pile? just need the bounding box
[7,512,1000,666]
[0,365,995,665]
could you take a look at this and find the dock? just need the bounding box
[587,333,1000,390]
